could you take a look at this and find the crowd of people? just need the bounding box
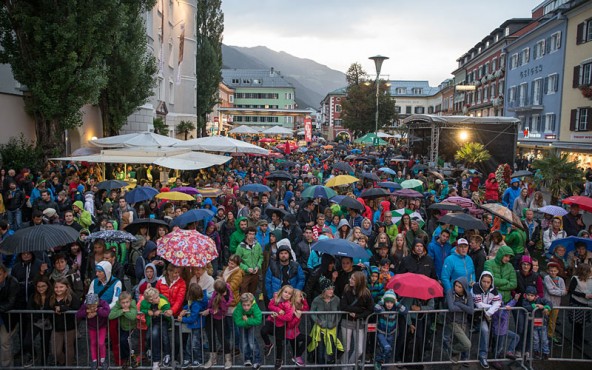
[0,141,592,370]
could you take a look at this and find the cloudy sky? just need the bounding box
[222,0,541,85]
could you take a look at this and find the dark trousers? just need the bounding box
[261,321,286,360]
[206,317,230,354]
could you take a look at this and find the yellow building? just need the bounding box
[558,1,592,168]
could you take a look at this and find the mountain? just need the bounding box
[222,45,346,109]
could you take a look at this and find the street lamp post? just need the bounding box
[369,55,389,142]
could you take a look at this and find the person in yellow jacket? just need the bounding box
[72,200,93,230]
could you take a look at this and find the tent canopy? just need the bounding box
[174,136,269,155]
[354,133,388,146]
[377,132,401,139]
[229,125,260,134]
[261,126,294,135]
[52,147,230,170]
[90,132,182,148]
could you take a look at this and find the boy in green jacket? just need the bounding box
[483,246,517,303]
[236,227,263,295]
[233,292,263,368]
[108,291,138,367]
[139,288,172,370]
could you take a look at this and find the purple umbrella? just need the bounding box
[393,189,423,198]
[175,186,199,195]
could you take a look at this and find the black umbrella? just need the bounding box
[438,213,487,230]
[511,170,533,178]
[124,218,170,236]
[0,225,80,254]
[265,207,288,218]
[361,172,380,181]
[266,170,293,181]
[97,180,128,191]
[336,144,348,151]
[359,188,391,199]
[378,181,402,190]
[428,202,464,212]
[356,156,375,162]
[331,195,365,211]
[333,162,355,173]
[280,161,297,169]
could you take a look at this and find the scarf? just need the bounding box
[223,265,240,282]
[50,264,70,281]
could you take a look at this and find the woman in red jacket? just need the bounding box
[155,264,187,317]
[484,173,500,202]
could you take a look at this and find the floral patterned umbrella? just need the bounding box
[156,229,218,267]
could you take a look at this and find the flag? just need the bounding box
[176,22,185,85]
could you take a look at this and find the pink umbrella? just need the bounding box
[444,196,483,216]
[156,229,218,267]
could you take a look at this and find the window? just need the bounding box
[510,54,519,69]
[532,115,541,133]
[532,78,543,105]
[583,62,592,85]
[498,79,504,95]
[508,86,516,104]
[412,88,423,94]
[285,92,293,100]
[571,108,591,131]
[492,58,497,71]
[549,32,561,53]
[490,83,496,98]
[483,86,489,102]
[231,79,240,84]
[588,19,592,42]
[229,95,234,103]
[396,87,406,94]
[520,48,530,66]
[544,113,556,132]
[414,106,425,114]
[519,83,528,107]
[335,104,342,113]
[169,79,175,104]
[476,89,482,104]
[428,106,434,114]
[405,106,412,114]
[395,106,401,114]
[546,74,558,94]
[534,40,545,59]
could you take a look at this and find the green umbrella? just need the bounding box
[354,133,388,146]
[401,179,424,192]
[301,185,337,199]
[392,208,425,228]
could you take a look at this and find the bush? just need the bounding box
[0,134,46,173]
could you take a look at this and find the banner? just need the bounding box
[176,22,185,85]
[304,117,312,143]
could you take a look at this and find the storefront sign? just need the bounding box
[571,134,592,140]
[519,64,543,79]
[545,134,556,139]
[304,117,312,142]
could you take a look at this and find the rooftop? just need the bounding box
[221,68,294,89]
[388,80,441,97]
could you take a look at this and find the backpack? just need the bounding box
[125,245,144,281]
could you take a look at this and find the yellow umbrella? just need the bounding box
[197,188,223,197]
[155,191,195,201]
[325,175,359,188]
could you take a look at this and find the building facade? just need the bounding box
[221,68,296,128]
[388,81,442,122]
[319,87,349,141]
[558,0,592,167]
[504,9,568,156]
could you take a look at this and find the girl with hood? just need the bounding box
[377,200,391,223]
[136,263,160,299]
[444,276,474,364]
[360,217,374,243]
[484,173,499,202]
[336,218,352,240]
[357,198,373,220]
[471,271,502,368]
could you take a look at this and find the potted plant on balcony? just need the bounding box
[580,85,592,99]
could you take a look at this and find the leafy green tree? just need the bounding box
[454,142,492,167]
[153,117,169,136]
[531,153,583,204]
[177,120,196,140]
[195,0,224,137]
[0,134,45,173]
[341,63,396,135]
[99,0,157,137]
[0,0,124,158]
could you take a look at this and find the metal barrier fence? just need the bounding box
[0,306,591,369]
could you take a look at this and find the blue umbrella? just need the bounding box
[550,236,592,254]
[378,181,402,190]
[125,186,159,204]
[171,209,215,228]
[301,185,337,199]
[312,238,370,260]
[378,167,397,176]
[240,184,273,193]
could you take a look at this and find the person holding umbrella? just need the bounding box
[567,241,592,273]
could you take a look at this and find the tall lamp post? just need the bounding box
[369,55,389,141]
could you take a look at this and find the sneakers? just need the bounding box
[101,361,109,370]
[152,362,160,370]
[374,362,383,370]
[192,360,201,367]
[292,356,304,367]
[479,357,489,369]
[274,359,283,370]
[253,363,261,369]
[244,360,253,367]
[543,353,549,360]
[514,351,522,359]
[163,355,171,367]
[533,351,542,360]
[264,343,275,357]
[552,336,563,346]
[91,360,98,370]
[506,352,517,360]
[146,350,152,359]
[490,361,503,370]
[182,359,191,369]
[233,348,241,357]
[450,353,460,363]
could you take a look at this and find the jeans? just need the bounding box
[493,331,519,357]
[533,326,550,355]
[120,329,130,362]
[184,328,204,364]
[478,320,490,359]
[240,326,262,364]
[443,322,471,358]
[375,332,395,363]
[150,318,170,362]
[7,209,21,231]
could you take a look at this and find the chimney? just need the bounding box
[270,67,274,76]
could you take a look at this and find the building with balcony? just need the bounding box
[504,4,569,155]
[319,87,349,141]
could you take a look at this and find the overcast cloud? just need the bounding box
[221,0,541,85]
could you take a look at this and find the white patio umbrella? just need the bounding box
[174,136,269,155]
[229,125,260,134]
[90,132,182,148]
[261,126,294,135]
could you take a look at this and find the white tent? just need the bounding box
[261,126,293,135]
[90,132,182,148]
[377,132,402,139]
[174,136,269,155]
[229,125,260,134]
[52,147,230,170]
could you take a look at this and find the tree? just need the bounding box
[531,153,583,204]
[153,117,169,136]
[454,142,492,168]
[341,63,397,135]
[195,0,224,137]
[0,0,124,158]
[177,120,196,140]
[99,0,157,137]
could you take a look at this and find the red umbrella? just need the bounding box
[385,272,443,300]
[562,196,592,212]
[444,196,483,216]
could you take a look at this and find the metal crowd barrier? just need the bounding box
[1,306,591,369]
